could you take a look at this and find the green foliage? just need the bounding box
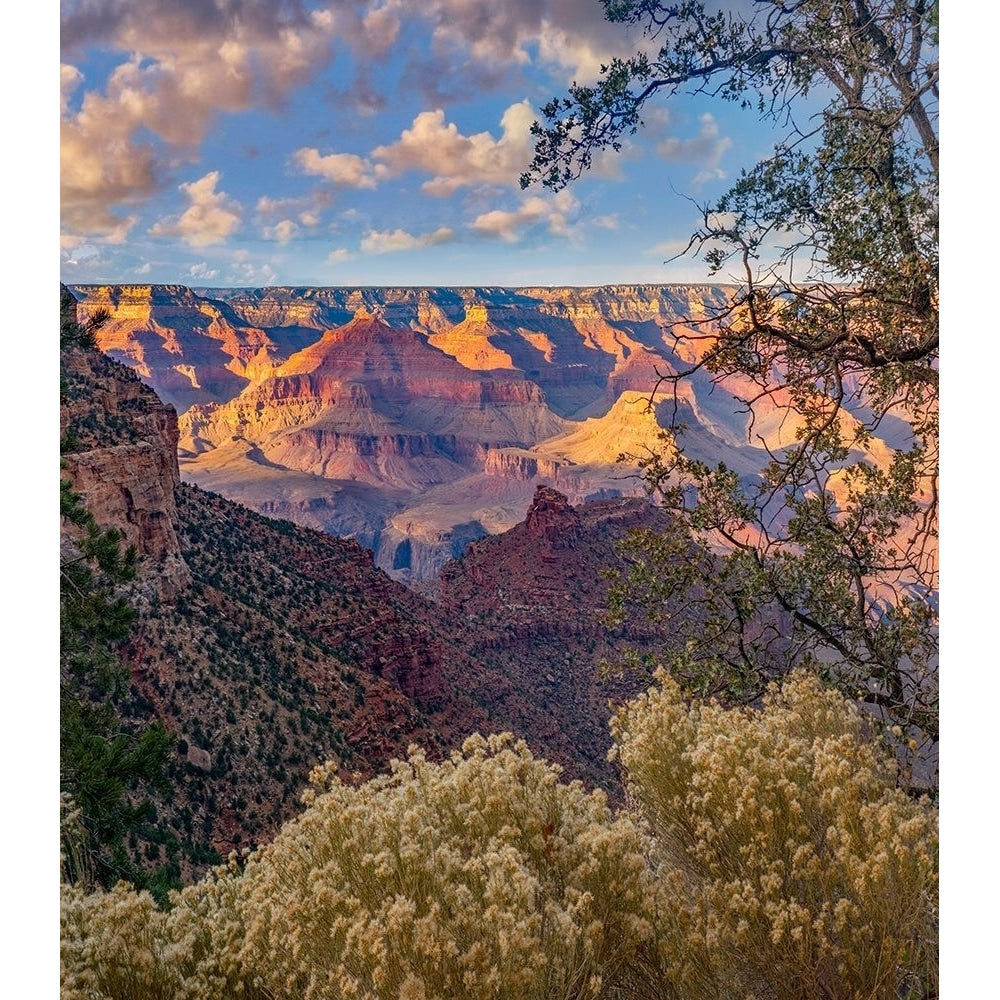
[523,0,939,766]
[60,476,174,892]
[60,478,137,695]
[61,677,937,999]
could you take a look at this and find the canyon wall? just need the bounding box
[66,283,831,581]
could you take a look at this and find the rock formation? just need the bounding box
[67,283,895,581]
[61,302,191,598]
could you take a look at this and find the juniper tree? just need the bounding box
[522,0,939,775]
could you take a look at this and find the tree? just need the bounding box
[522,0,938,778]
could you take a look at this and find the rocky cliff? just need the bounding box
[67,283,861,581]
[61,295,191,597]
[436,485,683,785]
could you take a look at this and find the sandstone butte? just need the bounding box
[68,283,906,584]
[60,303,689,873]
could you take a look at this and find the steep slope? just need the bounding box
[435,485,682,787]
[60,319,191,598]
[63,289,668,884]
[61,292,500,879]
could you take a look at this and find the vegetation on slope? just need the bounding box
[61,671,937,999]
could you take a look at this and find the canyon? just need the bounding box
[59,290,683,878]
[68,283,796,582]
[60,282,934,885]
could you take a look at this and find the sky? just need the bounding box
[56,0,787,288]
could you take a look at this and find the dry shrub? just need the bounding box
[239,733,661,1000]
[60,675,937,1000]
[61,859,259,1000]
[61,733,668,1000]
[612,668,938,1000]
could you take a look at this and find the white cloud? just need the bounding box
[471,190,579,243]
[60,62,155,241]
[393,1,635,86]
[255,193,329,239]
[293,148,378,189]
[263,220,301,244]
[360,226,455,254]
[535,20,617,82]
[373,101,535,195]
[327,248,355,263]
[149,171,242,247]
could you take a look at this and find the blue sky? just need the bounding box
[58,0,787,287]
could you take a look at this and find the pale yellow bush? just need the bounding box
[61,879,174,1000]
[238,733,664,1000]
[61,734,672,1000]
[612,669,938,1000]
[61,676,937,1000]
[60,857,261,1000]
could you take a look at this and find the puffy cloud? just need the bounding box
[61,3,340,118]
[255,193,329,228]
[471,190,579,243]
[362,3,402,52]
[263,220,301,243]
[59,1,646,245]
[293,149,379,189]
[60,62,155,242]
[149,172,243,246]
[360,227,455,254]
[391,0,633,86]
[59,2,343,241]
[60,63,84,113]
[373,102,535,195]
[535,22,618,83]
[657,113,733,185]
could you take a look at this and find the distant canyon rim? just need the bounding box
[68,283,900,583]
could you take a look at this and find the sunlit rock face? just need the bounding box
[67,282,888,582]
[74,284,317,411]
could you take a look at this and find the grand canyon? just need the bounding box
[59,285,703,880]
[67,282,827,583]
